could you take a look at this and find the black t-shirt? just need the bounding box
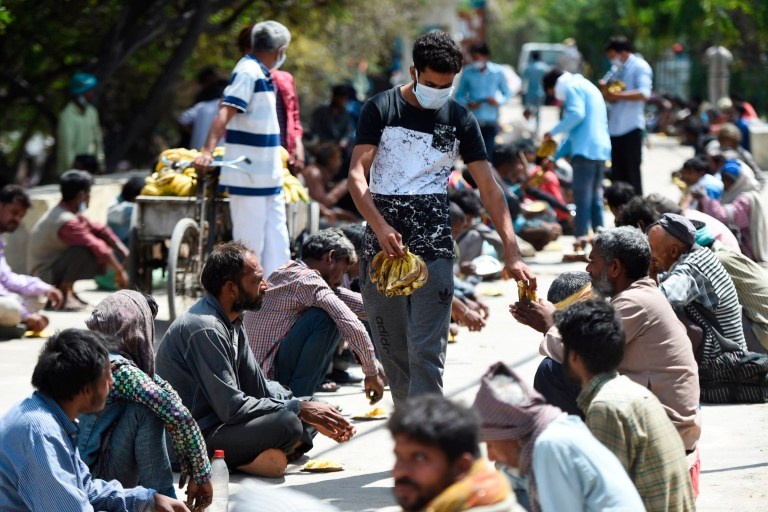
[355,86,486,260]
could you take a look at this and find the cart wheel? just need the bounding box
[167,218,201,321]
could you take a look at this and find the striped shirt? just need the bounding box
[660,244,746,351]
[578,372,695,512]
[243,260,377,379]
[0,392,155,511]
[220,54,283,196]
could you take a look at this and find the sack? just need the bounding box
[699,351,768,403]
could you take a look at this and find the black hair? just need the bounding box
[682,157,709,175]
[60,170,93,201]
[615,196,661,231]
[449,201,466,225]
[556,299,625,375]
[142,292,159,319]
[0,184,32,208]
[468,42,490,57]
[593,226,651,280]
[547,271,591,303]
[312,142,342,167]
[332,84,351,99]
[412,31,463,74]
[197,66,218,84]
[237,24,254,54]
[491,143,520,169]
[300,227,357,264]
[31,329,110,402]
[531,51,541,61]
[121,176,145,203]
[340,223,365,252]
[448,188,483,217]
[603,181,636,210]
[388,394,480,462]
[200,240,253,296]
[605,36,633,53]
[542,68,564,92]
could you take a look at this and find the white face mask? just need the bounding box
[471,60,485,71]
[271,48,286,71]
[78,201,88,213]
[610,57,623,69]
[413,70,453,110]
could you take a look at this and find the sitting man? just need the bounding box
[558,299,696,508]
[243,228,384,398]
[156,241,356,478]
[473,363,644,512]
[0,185,63,336]
[27,170,129,310]
[388,394,520,512]
[0,328,188,511]
[513,226,701,454]
[513,270,592,416]
[648,213,746,357]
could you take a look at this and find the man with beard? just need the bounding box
[244,228,384,398]
[558,300,695,510]
[388,394,520,512]
[513,227,701,459]
[0,185,63,336]
[156,241,355,478]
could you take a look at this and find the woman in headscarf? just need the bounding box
[79,290,212,510]
[694,158,768,263]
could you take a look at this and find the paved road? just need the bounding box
[1,101,766,511]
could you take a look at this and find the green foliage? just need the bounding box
[0,0,426,179]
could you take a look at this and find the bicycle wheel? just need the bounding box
[167,218,202,321]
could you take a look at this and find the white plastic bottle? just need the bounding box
[209,449,229,512]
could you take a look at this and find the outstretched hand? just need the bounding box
[300,401,357,443]
[510,298,556,334]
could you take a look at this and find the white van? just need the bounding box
[517,42,567,76]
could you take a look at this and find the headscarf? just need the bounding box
[85,290,156,376]
[652,212,696,247]
[718,161,768,262]
[473,362,563,512]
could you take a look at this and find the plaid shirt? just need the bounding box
[578,372,695,512]
[659,249,720,311]
[243,260,376,379]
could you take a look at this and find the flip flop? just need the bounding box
[317,379,340,393]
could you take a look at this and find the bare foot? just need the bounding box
[237,449,287,478]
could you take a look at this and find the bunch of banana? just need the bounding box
[369,248,429,298]
[536,139,557,159]
[282,169,309,203]
[517,280,537,302]
[606,80,626,94]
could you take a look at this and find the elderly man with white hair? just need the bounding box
[194,20,292,277]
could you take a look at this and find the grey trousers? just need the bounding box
[360,257,453,409]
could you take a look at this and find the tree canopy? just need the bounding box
[0,0,425,181]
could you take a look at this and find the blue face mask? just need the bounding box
[413,70,453,110]
[271,48,286,71]
[78,201,87,213]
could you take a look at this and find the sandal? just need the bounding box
[317,379,340,393]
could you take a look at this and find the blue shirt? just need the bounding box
[607,53,653,137]
[455,62,511,124]
[532,415,645,512]
[0,392,156,511]
[696,173,724,200]
[550,74,612,162]
[522,61,550,104]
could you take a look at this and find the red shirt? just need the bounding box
[271,70,303,155]
[57,202,120,263]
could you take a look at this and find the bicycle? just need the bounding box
[165,155,250,320]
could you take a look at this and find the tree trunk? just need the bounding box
[106,0,212,170]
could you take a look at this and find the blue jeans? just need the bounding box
[275,307,342,397]
[83,402,177,498]
[571,156,605,237]
[533,357,583,418]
